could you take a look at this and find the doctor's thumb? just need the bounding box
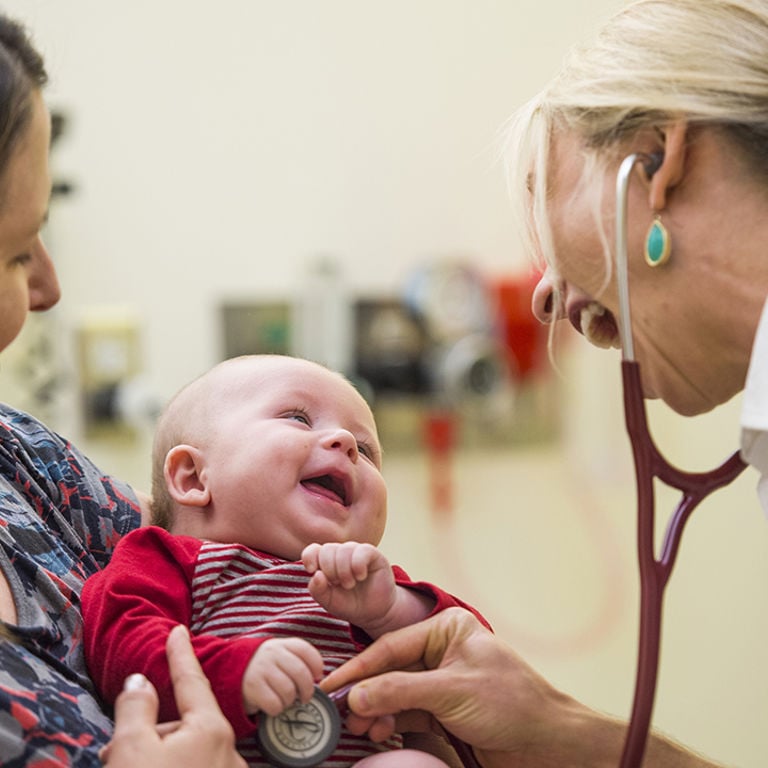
[348,671,432,717]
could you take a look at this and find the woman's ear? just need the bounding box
[164,445,211,507]
[649,119,688,210]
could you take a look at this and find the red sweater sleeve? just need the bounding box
[392,565,493,631]
[81,526,265,738]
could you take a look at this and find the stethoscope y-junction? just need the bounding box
[615,153,747,767]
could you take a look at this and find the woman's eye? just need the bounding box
[10,254,31,268]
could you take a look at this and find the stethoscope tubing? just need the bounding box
[305,154,749,768]
[614,155,747,768]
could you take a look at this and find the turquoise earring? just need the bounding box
[644,215,671,267]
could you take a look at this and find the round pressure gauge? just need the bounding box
[257,687,341,768]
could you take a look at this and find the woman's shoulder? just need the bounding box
[0,401,141,567]
[0,401,66,449]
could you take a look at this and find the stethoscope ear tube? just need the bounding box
[614,153,642,362]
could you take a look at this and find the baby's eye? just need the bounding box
[357,441,378,463]
[285,408,311,426]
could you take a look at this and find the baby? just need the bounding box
[82,354,489,767]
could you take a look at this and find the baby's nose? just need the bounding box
[324,428,358,460]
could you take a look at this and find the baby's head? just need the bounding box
[150,354,386,560]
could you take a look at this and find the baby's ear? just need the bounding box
[164,445,211,507]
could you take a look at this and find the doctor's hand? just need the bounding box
[319,608,594,768]
[101,625,246,768]
[322,609,724,768]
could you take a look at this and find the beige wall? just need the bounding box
[6,0,625,398]
[2,1,768,766]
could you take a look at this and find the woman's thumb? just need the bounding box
[113,674,160,734]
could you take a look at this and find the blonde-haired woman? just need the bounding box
[323,2,768,766]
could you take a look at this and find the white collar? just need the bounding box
[740,297,768,515]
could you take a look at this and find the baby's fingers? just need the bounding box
[317,542,365,588]
[301,543,321,574]
[246,639,325,715]
[307,570,331,602]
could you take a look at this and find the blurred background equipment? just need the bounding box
[218,258,558,454]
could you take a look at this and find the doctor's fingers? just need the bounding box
[321,607,481,694]
[322,609,525,745]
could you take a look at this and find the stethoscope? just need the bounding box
[256,683,480,767]
[257,155,749,768]
[614,153,748,767]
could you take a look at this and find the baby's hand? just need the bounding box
[302,542,396,631]
[242,637,324,717]
[304,543,438,638]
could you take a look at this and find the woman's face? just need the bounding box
[0,91,59,353]
[531,128,756,416]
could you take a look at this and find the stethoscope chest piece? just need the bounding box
[257,687,341,768]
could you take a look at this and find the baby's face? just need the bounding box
[198,356,386,560]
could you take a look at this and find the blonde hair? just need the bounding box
[504,0,768,276]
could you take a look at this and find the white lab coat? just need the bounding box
[740,297,768,516]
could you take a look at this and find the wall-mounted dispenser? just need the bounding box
[77,308,143,438]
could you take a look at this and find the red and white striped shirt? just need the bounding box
[83,526,489,767]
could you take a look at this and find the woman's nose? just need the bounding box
[531,267,565,324]
[28,237,61,312]
[323,428,359,461]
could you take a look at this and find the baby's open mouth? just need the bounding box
[301,474,349,506]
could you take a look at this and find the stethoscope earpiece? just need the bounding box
[640,151,664,179]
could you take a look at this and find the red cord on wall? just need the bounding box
[423,408,457,516]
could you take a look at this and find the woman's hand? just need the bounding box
[101,624,246,768]
[320,608,591,768]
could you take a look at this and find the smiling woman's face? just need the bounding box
[532,126,763,417]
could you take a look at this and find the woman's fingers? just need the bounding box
[103,673,161,763]
[107,626,246,768]
[165,625,218,719]
[112,673,160,734]
[320,608,521,750]
[320,613,438,695]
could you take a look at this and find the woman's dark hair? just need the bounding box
[0,15,46,185]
